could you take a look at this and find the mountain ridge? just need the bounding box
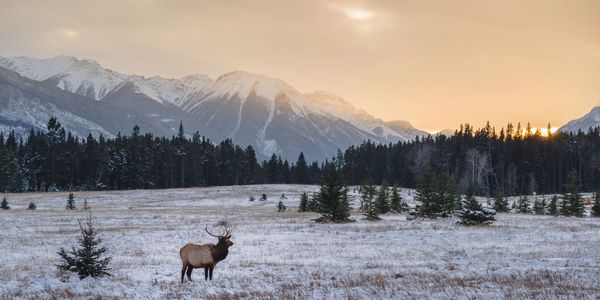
[0,55,428,160]
[559,106,600,133]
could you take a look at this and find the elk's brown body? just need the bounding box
[180,225,233,282]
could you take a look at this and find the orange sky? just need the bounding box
[1,0,599,132]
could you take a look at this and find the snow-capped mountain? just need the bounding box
[0,55,428,161]
[0,55,126,100]
[0,67,184,140]
[560,106,600,133]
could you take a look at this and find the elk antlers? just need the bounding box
[205,224,232,238]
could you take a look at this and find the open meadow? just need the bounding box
[1,185,600,299]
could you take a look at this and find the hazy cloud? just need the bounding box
[0,0,598,132]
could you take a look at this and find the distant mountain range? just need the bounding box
[0,55,428,161]
[559,106,600,133]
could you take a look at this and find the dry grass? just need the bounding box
[1,185,600,299]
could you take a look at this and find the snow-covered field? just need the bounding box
[1,185,599,299]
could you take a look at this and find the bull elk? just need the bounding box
[180,225,233,282]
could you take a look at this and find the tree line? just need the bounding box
[341,123,600,196]
[0,118,321,192]
[1,118,600,195]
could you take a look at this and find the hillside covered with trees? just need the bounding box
[1,119,599,196]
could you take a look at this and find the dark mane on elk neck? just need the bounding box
[179,225,233,282]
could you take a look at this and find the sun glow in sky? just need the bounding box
[0,0,598,133]
[506,126,559,138]
[341,8,374,21]
[526,127,559,137]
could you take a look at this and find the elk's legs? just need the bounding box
[181,265,187,283]
[209,267,214,280]
[204,267,209,281]
[186,266,193,281]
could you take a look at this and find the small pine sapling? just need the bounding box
[260,194,267,201]
[66,193,76,210]
[360,181,379,221]
[1,198,9,210]
[517,196,530,213]
[57,213,111,279]
[83,199,90,210]
[277,200,286,213]
[533,198,545,215]
[298,192,309,212]
[248,196,255,202]
[389,185,407,213]
[27,201,37,210]
[492,190,509,213]
[458,187,495,226]
[314,162,351,223]
[562,170,584,217]
[375,185,390,214]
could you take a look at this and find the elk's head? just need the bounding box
[205,225,233,248]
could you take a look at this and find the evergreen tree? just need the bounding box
[1,197,9,210]
[458,186,495,226]
[492,190,509,212]
[260,194,267,201]
[298,192,309,212]
[314,161,351,223]
[66,193,76,210]
[559,195,570,216]
[562,170,584,217]
[375,184,390,214]
[27,201,37,210]
[441,178,460,216]
[83,199,90,210]
[294,152,309,184]
[57,214,111,278]
[248,196,255,202]
[307,193,319,212]
[517,195,530,213]
[389,185,407,213]
[360,181,379,220]
[414,169,441,218]
[591,191,600,217]
[277,200,286,212]
[549,195,559,216]
[533,197,545,215]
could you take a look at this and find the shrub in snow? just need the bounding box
[57,213,111,279]
[66,193,76,210]
[27,201,36,210]
[1,198,9,210]
[277,200,286,213]
[83,199,90,210]
[248,196,255,202]
[260,194,267,201]
[457,187,495,226]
